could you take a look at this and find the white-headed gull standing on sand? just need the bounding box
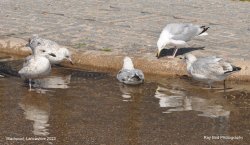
[18,48,56,91]
[157,23,209,58]
[183,53,241,89]
[27,35,73,65]
[117,57,144,85]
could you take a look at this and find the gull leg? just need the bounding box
[156,49,161,58]
[156,52,159,58]
[172,47,179,58]
[167,47,178,58]
[29,79,32,91]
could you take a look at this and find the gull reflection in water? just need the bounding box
[120,84,132,101]
[33,75,71,89]
[19,94,50,136]
[119,84,144,101]
[154,86,230,118]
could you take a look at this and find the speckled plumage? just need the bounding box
[28,35,73,65]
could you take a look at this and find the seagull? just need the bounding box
[183,53,241,89]
[157,23,209,58]
[47,47,73,65]
[117,57,144,85]
[27,35,73,65]
[18,48,56,91]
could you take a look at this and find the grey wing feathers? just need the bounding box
[117,69,144,85]
[35,36,59,48]
[166,23,202,41]
[199,56,222,63]
[192,57,233,76]
[165,23,188,35]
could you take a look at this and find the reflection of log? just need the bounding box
[0,55,12,60]
[0,60,23,77]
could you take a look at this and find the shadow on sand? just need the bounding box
[158,47,205,58]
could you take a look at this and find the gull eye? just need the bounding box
[40,49,46,52]
[38,42,41,45]
[65,55,69,58]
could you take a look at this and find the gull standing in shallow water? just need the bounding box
[18,48,56,91]
[157,23,209,58]
[27,35,73,65]
[117,57,144,85]
[184,53,241,89]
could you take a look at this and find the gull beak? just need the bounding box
[49,53,56,57]
[156,50,161,59]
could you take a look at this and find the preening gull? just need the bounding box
[157,23,209,58]
[184,53,241,89]
[117,57,144,85]
[27,35,73,65]
[18,49,56,91]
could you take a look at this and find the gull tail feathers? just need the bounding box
[129,72,144,83]
[198,26,209,35]
[224,66,241,74]
[131,73,142,81]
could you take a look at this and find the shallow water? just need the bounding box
[0,54,250,145]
